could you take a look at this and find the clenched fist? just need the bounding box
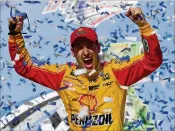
[8,16,23,35]
[125,7,147,27]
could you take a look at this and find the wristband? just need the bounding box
[8,32,21,35]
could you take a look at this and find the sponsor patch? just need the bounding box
[103,81,113,87]
[89,85,99,90]
[78,95,97,112]
[142,39,149,53]
[101,73,110,81]
[77,28,86,35]
[71,113,113,126]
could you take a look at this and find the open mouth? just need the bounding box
[83,58,92,65]
[83,58,93,69]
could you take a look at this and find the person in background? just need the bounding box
[124,87,157,131]
[8,7,162,131]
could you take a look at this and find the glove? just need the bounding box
[8,16,23,35]
[125,7,148,27]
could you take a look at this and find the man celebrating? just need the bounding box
[8,7,162,131]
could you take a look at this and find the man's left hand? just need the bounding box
[125,7,147,27]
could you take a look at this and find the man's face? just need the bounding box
[71,38,100,70]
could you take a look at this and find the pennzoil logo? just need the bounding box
[77,28,86,35]
[71,113,113,126]
[78,95,97,112]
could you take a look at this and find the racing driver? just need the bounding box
[8,7,162,131]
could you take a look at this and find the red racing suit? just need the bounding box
[8,23,162,131]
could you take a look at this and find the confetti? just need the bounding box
[5,2,10,8]
[47,102,56,105]
[88,69,96,76]
[1,76,6,83]
[31,83,36,87]
[156,99,168,104]
[36,20,44,23]
[104,97,113,102]
[58,46,66,53]
[146,112,151,121]
[31,56,47,66]
[152,113,155,120]
[0,60,5,70]
[119,13,125,18]
[78,106,89,119]
[27,122,31,130]
[135,120,143,128]
[147,127,155,131]
[132,29,139,33]
[32,88,36,92]
[24,1,41,4]
[159,2,167,8]
[125,37,137,41]
[24,35,32,39]
[57,25,64,29]
[160,110,168,114]
[48,20,53,23]
[167,116,171,122]
[74,68,87,76]
[43,110,51,117]
[66,53,71,58]
[152,25,158,29]
[40,92,46,99]
[158,119,164,126]
[20,78,26,83]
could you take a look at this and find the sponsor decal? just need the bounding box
[101,73,110,81]
[89,85,99,90]
[71,113,113,126]
[89,78,98,83]
[78,95,97,112]
[103,81,113,87]
[142,39,149,52]
[76,28,86,35]
[65,76,84,84]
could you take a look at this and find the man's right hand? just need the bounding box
[8,16,24,34]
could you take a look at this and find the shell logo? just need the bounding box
[78,95,98,112]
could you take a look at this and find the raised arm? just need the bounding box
[8,17,65,91]
[111,7,162,86]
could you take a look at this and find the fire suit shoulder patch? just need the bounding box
[142,39,149,53]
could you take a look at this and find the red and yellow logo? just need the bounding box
[77,28,86,35]
[78,28,83,32]
[78,95,97,112]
